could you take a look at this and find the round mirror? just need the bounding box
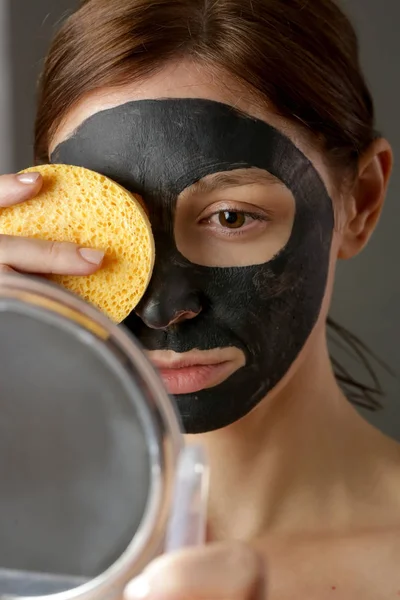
[0,274,183,600]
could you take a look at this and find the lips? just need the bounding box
[147,348,245,395]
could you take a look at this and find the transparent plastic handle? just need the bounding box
[164,444,209,552]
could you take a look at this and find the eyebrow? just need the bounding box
[188,170,283,195]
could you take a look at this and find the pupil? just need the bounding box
[225,211,238,224]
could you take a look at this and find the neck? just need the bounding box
[187,330,400,542]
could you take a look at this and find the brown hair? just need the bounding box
[34,0,386,409]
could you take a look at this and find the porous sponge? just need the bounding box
[0,164,155,323]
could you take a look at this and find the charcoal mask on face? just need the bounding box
[51,98,334,434]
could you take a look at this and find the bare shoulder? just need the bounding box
[253,426,400,598]
[256,527,400,600]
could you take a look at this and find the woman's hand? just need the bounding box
[0,172,104,274]
[125,542,266,600]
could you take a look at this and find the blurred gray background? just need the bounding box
[0,0,399,437]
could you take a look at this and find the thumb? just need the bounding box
[125,542,267,600]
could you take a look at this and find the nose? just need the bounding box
[135,259,203,330]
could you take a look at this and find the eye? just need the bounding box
[205,210,267,232]
[197,204,271,238]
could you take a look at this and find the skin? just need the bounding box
[1,60,398,598]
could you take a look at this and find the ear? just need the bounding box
[338,138,393,260]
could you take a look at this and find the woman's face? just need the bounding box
[50,61,345,433]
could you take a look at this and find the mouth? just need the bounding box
[146,347,245,395]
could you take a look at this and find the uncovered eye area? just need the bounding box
[174,168,295,268]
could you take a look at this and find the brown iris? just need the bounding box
[218,211,246,229]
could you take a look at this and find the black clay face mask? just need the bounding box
[51,99,334,433]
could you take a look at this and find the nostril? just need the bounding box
[168,308,201,326]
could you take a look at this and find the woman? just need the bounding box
[1,0,399,597]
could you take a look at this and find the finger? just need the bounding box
[0,172,43,207]
[125,542,267,600]
[0,236,104,275]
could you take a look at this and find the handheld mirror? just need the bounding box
[0,273,208,600]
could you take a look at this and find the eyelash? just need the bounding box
[200,209,270,236]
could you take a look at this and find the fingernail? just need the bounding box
[16,172,40,184]
[125,575,151,599]
[78,248,105,265]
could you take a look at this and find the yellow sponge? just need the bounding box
[0,164,155,323]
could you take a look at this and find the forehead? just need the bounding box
[50,60,277,151]
[49,62,336,198]
[51,98,325,203]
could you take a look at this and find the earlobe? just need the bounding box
[338,138,393,260]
